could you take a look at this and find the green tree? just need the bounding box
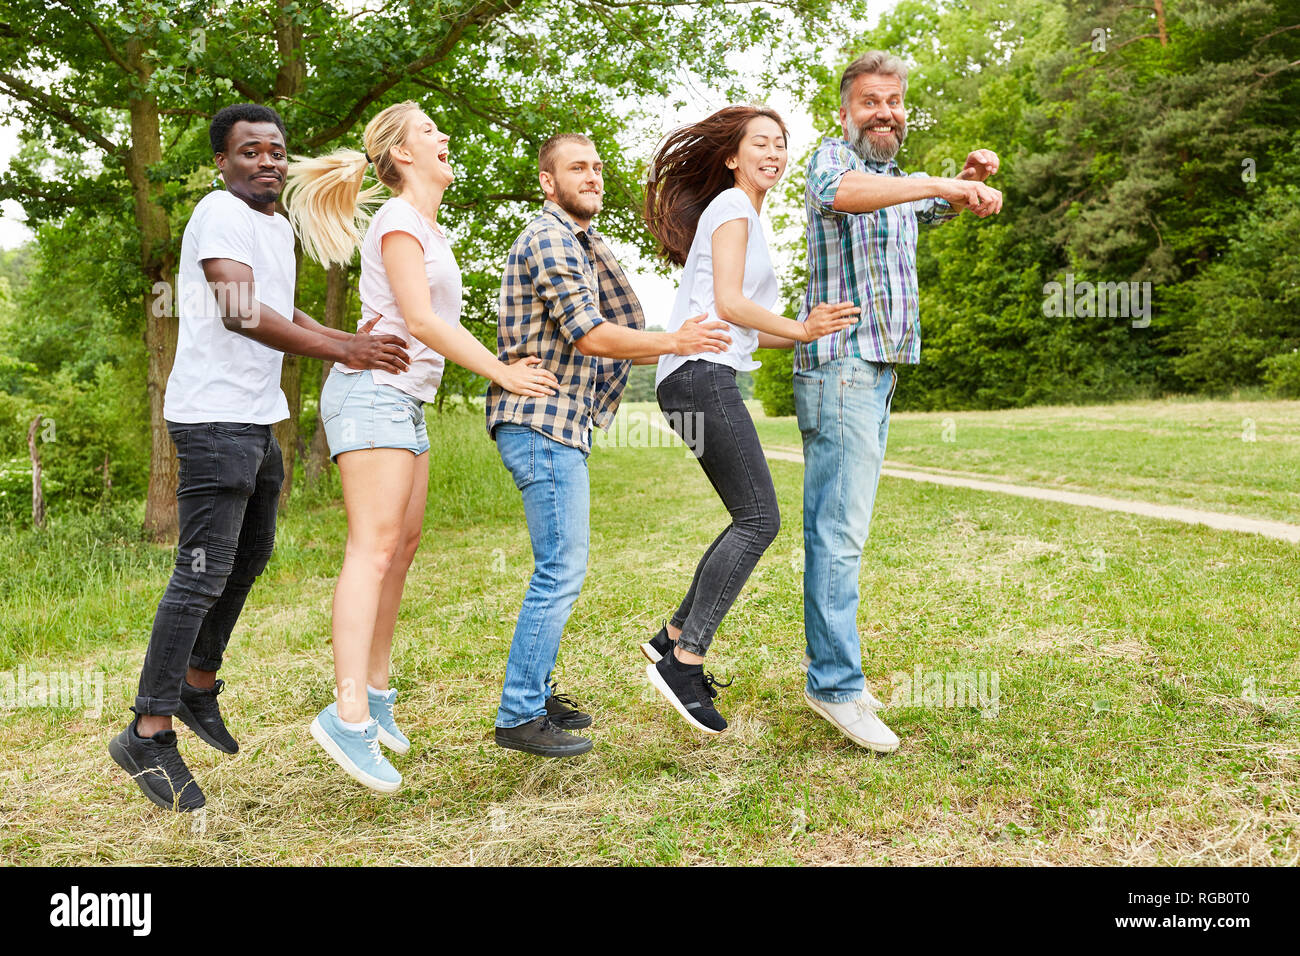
[0,0,840,536]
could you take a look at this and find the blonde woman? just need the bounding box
[285,101,557,792]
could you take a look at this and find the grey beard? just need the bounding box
[847,116,906,164]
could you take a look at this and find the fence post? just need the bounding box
[27,414,45,529]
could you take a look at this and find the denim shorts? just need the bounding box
[320,369,429,461]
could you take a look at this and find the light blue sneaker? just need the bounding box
[310,703,401,793]
[368,686,410,755]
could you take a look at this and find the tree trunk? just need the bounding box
[274,350,302,507]
[1154,0,1169,47]
[271,0,308,508]
[305,261,350,484]
[125,36,179,542]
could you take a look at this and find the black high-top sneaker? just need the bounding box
[176,678,238,753]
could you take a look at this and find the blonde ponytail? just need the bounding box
[284,151,377,268]
[284,100,426,268]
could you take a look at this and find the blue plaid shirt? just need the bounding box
[794,137,957,371]
[486,200,645,452]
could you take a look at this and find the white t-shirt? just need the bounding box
[656,187,779,388]
[336,196,463,403]
[164,189,295,424]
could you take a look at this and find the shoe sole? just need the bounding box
[309,717,401,793]
[494,732,594,758]
[375,723,411,755]
[640,642,664,664]
[175,699,239,754]
[645,663,726,735]
[799,659,885,711]
[802,692,898,753]
[107,735,205,812]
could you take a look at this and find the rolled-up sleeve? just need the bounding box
[807,143,857,218]
[527,229,605,343]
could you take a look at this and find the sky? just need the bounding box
[0,2,892,319]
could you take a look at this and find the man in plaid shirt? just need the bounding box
[795,52,1003,753]
[488,133,730,758]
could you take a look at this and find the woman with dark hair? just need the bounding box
[641,105,860,733]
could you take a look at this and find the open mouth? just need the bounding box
[437,147,450,163]
[758,164,780,176]
[869,126,895,136]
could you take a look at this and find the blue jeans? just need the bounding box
[493,424,590,728]
[320,369,429,461]
[794,358,897,703]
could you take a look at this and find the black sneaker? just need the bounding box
[544,681,592,730]
[108,716,206,812]
[640,623,674,663]
[646,652,731,734]
[494,715,594,758]
[176,679,238,754]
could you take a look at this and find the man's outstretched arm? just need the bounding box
[201,257,409,372]
[832,171,1003,218]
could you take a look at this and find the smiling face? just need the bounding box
[840,72,907,163]
[215,120,288,211]
[541,141,604,226]
[392,110,453,190]
[726,115,787,196]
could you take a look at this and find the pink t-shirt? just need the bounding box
[335,195,463,403]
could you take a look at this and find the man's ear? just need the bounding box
[214,153,227,173]
[539,170,554,199]
[837,106,848,134]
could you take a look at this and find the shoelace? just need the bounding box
[364,721,384,764]
[151,742,196,795]
[548,681,580,709]
[851,697,876,720]
[699,671,732,701]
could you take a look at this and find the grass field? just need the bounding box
[1,398,1297,865]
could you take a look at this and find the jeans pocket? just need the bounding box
[169,425,193,486]
[497,428,535,490]
[320,371,360,425]
[793,372,822,437]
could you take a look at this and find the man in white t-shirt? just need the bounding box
[109,104,410,813]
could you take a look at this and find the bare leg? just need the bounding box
[332,448,417,723]
[367,452,429,690]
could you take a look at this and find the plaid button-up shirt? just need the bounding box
[486,200,645,452]
[794,137,957,372]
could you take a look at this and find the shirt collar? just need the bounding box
[542,199,598,241]
[825,136,899,174]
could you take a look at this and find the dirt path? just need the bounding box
[646,418,1300,544]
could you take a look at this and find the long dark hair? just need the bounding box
[644,105,789,267]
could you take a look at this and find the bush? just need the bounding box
[1262,350,1300,399]
[753,348,794,416]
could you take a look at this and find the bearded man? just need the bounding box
[486,133,730,757]
[795,52,1003,752]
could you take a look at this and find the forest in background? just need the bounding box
[0,0,1297,528]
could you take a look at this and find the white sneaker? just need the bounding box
[799,654,885,711]
[803,690,900,753]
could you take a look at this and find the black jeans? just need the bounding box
[134,422,283,715]
[656,360,780,657]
